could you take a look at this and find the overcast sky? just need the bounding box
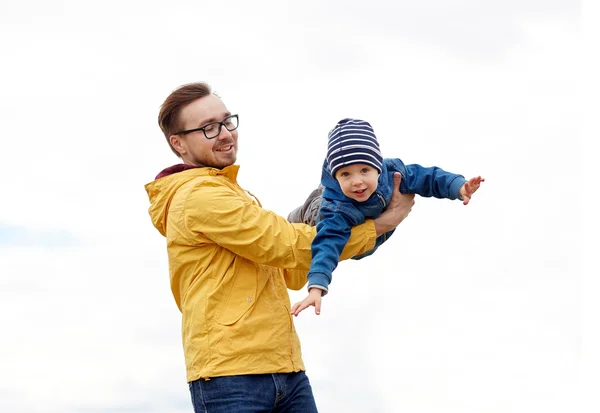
[0,1,594,412]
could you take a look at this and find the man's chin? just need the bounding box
[224,153,237,164]
[216,155,237,168]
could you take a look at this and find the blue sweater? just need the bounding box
[308,158,466,293]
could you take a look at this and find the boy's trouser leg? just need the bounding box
[287,185,323,226]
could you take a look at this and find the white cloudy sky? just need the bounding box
[0,1,594,412]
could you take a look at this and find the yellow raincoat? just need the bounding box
[145,165,377,381]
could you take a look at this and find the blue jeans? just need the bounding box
[188,371,319,413]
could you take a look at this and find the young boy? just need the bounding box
[289,118,484,316]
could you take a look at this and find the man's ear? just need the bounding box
[169,134,186,156]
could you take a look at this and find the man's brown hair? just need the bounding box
[158,82,215,157]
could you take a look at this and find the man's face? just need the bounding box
[335,163,380,202]
[172,95,238,168]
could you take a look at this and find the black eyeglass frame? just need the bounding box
[175,114,239,139]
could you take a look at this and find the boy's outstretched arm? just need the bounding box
[459,176,485,205]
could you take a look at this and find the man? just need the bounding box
[144,82,415,412]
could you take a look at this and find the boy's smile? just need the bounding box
[335,163,380,202]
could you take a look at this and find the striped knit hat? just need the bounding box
[326,118,383,177]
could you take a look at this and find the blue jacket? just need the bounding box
[308,158,466,293]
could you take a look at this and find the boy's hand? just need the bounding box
[459,176,485,205]
[291,288,323,316]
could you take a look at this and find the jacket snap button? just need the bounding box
[246,296,253,302]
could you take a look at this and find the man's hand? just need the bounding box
[459,176,485,205]
[374,173,415,235]
[291,288,323,316]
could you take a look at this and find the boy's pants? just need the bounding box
[287,185,323,226]
[188,371,319,413]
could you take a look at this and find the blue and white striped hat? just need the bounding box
[326,118,383,177]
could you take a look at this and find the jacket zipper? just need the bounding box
[376,192,387,209]
[376,193,388,241]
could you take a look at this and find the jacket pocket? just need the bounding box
[215,260,258,326]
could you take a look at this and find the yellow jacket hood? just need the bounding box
[145,164,239,236]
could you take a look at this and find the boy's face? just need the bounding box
[335,163,379,202]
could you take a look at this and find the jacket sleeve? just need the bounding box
[403,163,466,200]
[283,269,310,290]
[183,181,377,271]
[306,203,356,293]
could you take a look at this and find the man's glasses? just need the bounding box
[175,114,239,139]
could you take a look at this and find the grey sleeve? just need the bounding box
[287,185,324,226]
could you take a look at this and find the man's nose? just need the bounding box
[216,125,232,140]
